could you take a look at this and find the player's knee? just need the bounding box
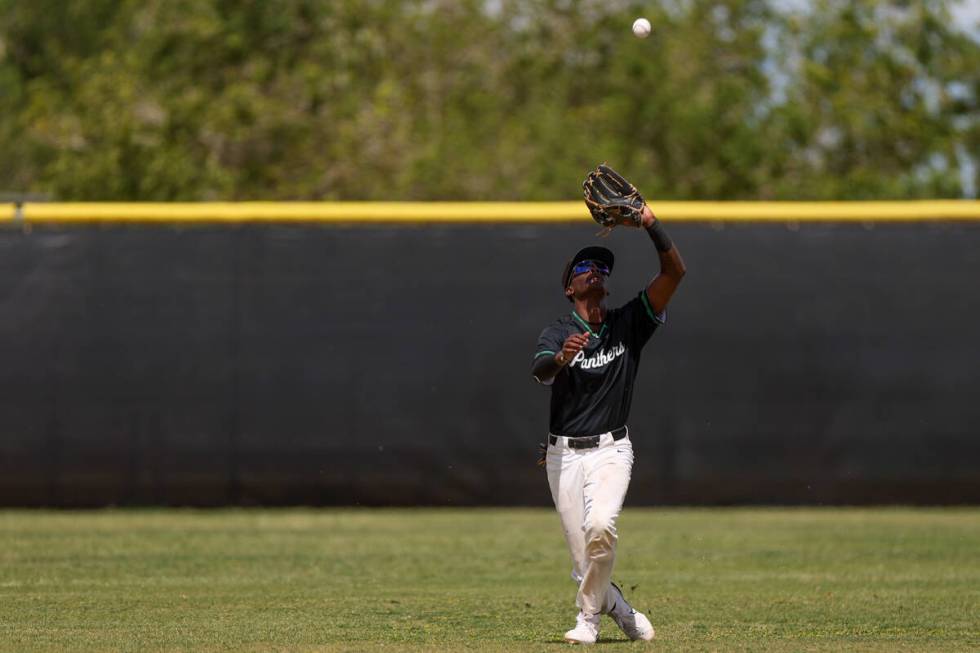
[585,516,618,558]
[587,513,617,537]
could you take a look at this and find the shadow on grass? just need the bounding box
[542,638,639,645]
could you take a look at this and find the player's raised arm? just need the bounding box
[582,164,686,314]
[638,205,686,314]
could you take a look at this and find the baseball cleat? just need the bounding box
[610,606,655,641]
[563,612,600,644]
[607,582,655,641]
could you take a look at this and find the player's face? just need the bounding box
[569,260,608,296]
[571,260,610,278]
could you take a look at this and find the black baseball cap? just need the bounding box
[561,246,615,291]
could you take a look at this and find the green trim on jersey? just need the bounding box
[570,311,607,337]
[534,350,557,359]
[640,291,658,322]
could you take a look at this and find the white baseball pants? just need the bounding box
[545,429,634,616]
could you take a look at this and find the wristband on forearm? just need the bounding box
[646,219,673,252]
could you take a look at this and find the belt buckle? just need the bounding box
[568,434,600,449]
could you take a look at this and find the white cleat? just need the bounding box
[610,606,655,641]
[607,582,655,641]
[563,612,600,644]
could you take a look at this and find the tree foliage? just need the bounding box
[0,0,975,200]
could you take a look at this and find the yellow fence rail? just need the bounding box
[2,200,979,224]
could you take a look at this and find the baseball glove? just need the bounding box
[537,441,548,468]
[582,164,645,229]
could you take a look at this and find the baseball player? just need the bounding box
[531,165,686,644]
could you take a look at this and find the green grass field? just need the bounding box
[1,508,977,652]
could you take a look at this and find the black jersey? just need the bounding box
[533,291,664,437]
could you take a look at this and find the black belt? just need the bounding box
[549,426,628,450]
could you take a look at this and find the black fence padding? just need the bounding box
[0,223,977,506]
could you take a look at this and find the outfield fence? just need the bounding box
[2,200,978,224]
[1,202,978,506]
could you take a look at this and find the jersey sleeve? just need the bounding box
[620,291,666,348]
[533,323,564,363]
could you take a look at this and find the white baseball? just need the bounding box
[632,17,651,38]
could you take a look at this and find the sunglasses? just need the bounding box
[572,260,610,277]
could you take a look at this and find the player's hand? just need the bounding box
[558,333,589,365]
[613,204,652,228]
[638,204,656,228]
